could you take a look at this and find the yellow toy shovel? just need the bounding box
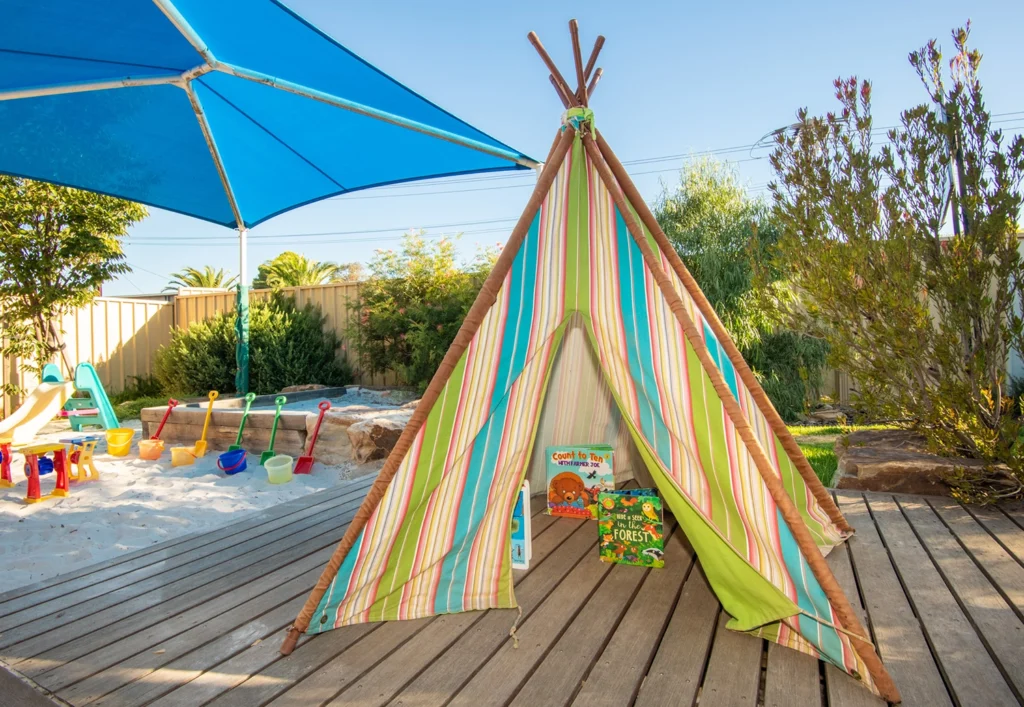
[192,390,218,458]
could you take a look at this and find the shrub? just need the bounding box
[349,232,496,392]
[770,26,1024,501]
[155,293,352,395]
[655,159,828,421]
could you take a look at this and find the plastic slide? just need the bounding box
[0,380,74,445]
[70,363,119,431]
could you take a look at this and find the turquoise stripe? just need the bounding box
[776,509,845,665]
[435,211,541,613]
[702,320,740,400]
[615,209,672,467]
[308,532,364,633]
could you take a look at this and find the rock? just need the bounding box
[807,408,847,423]
[347,417,405,463]
[281,384,328,393]
[834,430,1002,496]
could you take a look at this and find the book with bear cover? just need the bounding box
[546,444,614,519]
[597,489,665,568]
[510,481,531,570]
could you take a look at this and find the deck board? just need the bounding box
[2,486,1020,707]
[836,493,954,707]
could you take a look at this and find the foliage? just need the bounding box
[110,375,164,405]
[769,25,1024,500]
[114,395,176,422]
[0,177,147,395]
[155,293,352,395]
[252,251,363,289]
[797,442,839,486]
[654,159,828,420]
[165,266,238,291]
[349,231,497,392]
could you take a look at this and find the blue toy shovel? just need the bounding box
[261,396,287,465]
[229,393,257,452]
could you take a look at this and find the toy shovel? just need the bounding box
[151,399,178,440]
[192,390,218,458]
[294,400,330,475]
[229,392,257,452]
[260,395,287,465]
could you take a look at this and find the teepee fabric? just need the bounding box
[300,131,878,695]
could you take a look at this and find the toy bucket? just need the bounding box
[138,439,164,460]
[217,448,247,475]
[264,454,294,484]
[106,428,134,456]
[170,446,196,467]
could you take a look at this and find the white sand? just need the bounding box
[250,386,416,413]
[0,419,346,591]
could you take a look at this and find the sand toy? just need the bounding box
[229,393,257,452]
[193,390,219,458]
[139,399,177,460]
[260,395,287,465]
[294,400,330,475]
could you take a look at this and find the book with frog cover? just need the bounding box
[597,489,665,568]
[546,444,614,519]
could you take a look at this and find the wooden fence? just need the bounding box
[2,297,175,416]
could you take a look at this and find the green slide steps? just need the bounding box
[69,362,119,431]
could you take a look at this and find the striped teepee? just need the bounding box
[282,25,899,704]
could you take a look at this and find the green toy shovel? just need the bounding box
[261,395,287,465]
[229,392,257,452]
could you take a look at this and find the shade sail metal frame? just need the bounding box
[0,0,538,393]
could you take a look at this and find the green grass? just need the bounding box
[114,396,174,421]
[787,423,897,438]
[797,442,839,486]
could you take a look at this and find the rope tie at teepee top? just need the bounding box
[561,106,594,134]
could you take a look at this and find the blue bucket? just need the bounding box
[217,448,247,475]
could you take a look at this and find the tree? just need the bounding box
[654,159,828,420]
[252,251,363,289]
[769,24,1024,499]
[0,177,147,393]
[164,265,238,291]
[349,231,497,391]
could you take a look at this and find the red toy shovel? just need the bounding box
[294,400,330,474]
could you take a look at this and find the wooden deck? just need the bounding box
[2,480,1023,707]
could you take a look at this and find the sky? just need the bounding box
[111,0,1024,296]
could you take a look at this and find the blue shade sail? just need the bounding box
[0,0,533,228]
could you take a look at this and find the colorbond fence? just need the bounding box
[2,282,851,419]
[2,297,175,416]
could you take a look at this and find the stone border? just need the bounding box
[184,386,349,409]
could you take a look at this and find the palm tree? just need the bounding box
[252,251,362,289]
[164,266,238,291]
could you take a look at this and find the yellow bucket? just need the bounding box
[170,446,196,467]
[106,428,134,457]
[264,454,294,484]
[138,439,164,461]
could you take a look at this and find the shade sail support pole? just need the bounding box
[237,228,250,394]
[151,0,216,65]
[183,82,250,392]
[213,63,538,169]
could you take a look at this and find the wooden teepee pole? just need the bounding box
[594,131,851,535]
[582,132,899,704]
[279,127,576,655]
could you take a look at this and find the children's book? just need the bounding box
[510,481,532,570]
[546,444,615,519]
[597,489,665,568]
